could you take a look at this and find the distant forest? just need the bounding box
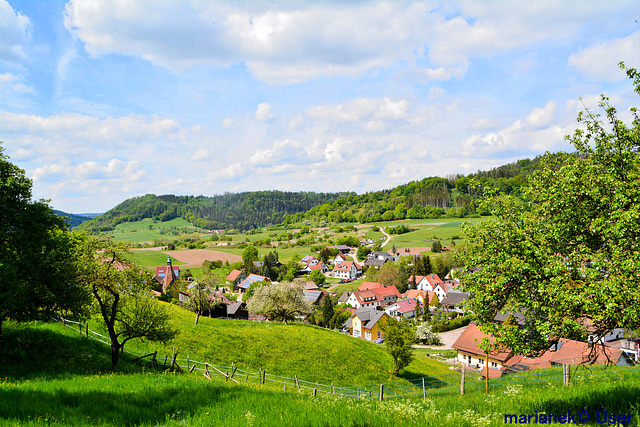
[79,191,354,232]
[80,156,549,232]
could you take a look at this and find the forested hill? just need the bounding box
[282,156,547,224]
[79,155,551,233]
[53,210,93,228]
[79,191,354,232]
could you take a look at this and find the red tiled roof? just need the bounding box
[359,281,384,291]
[226,269,243,281]
[375,285,401,298]
[452,324,513,362]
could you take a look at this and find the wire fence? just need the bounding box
[55,317,640,401]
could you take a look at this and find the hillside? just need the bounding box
[79,191,353,233]
[53,210,93,228]
[78,156,550,235]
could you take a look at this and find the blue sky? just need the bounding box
[1,0,638,214]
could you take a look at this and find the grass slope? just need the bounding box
[1,321,639,426]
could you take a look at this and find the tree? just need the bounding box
[356,245,372,261]
[368,262,409,293]
[321,295,334,328]
[184,281,215,325]
[246,281,312,324]
[430,240,442,253]
[459,64,640,355]
[242,245,259,274]
[73,233,177,369]
[415,322,441,345]
[309,269,326,286]
[0,145,90,336]
[381,317,416,375]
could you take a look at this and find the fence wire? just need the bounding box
[55,317,639,401]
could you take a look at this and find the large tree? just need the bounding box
[381,317,416,375]
[0,145,89,336]
[73,233,177,369]
[246,280,312,324]
[459,65,640,355]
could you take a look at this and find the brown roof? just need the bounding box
[452,324,512,362]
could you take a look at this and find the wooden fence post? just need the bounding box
[422,377,426,400]
[85,323,89,338]
[262,370,266,385]
[485,353,489,393]
[379,384,384,401]
[295,375,300,390]
[313,388,317,397]
[460,364,466,395]
[564,364,571,386]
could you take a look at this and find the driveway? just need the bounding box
[413,325,467,350]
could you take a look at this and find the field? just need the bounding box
[107,218,210,244]
[2,320,639,426]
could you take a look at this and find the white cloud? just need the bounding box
[190,148,210,161]
[0,0,31,64]
[306,97,410,123]
[525,101,557,129]
[255,103,273,121]
[470,117,503,131]
[33,159,145,183]
[222,118,234,128]
[568,31,640,81]
[0,72,33,93]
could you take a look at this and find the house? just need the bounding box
[153,257,181,293]
[226,269,247,289]
[346,289,382,309]
[454,323,632,379]
[359,281,384,291]
[333,261,358,280]
[303,280,319,291]
[416,274,444,292]
[452,324,514,372]
[385,298,423,319]
[338,291,351,304]
[363,251,394,269]
[440,292,470,313]
[300,259,329,274]
[226,301,248,319]
[347,308,389,341]
[375,285,401,304]
[403,289,436,306]
[303,289,326,305]
[235,274,269,294]
[332,252,349,265]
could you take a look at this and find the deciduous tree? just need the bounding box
[460,64,640,355]
[246,281,312,324]
[73,233,177,369]
[381,317,415,375]
[0,145,90,336]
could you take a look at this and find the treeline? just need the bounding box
[282,156,546,224]
[79,191,353,232]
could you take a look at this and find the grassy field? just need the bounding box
[2,321,639,426]
[108,218,209,244]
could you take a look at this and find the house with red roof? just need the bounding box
[384,298,424,319]
[226,269,247,289]
[346,289,383,309]
[333,260,357,280]
[374,285,401,304]
[453,323,632,379]
[359,281,384,291]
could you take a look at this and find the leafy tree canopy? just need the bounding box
[0,144,90,336]
[460,64,640,355]
[381,317,416,375]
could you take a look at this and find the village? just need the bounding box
[152,241,640,383]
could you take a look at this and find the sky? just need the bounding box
[1,1,639,214]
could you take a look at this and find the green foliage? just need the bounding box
[0,144,90,334]
[73,233,177,369]
[321,295,334,328]
[415,322,441,345]
[460,65,640,355]
[381,317,416,375]
[356,245,373,261]
[246,281,313,324]
[308,269,326,286]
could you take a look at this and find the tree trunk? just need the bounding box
[195,311,200,325]
[111,342,122,370]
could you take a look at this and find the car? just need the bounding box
[373,339,384,344]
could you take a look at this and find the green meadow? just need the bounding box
[1,320,639,426]
[108,218,209,244]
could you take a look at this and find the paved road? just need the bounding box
[413,325,467,350]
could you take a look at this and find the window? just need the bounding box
[479,358,485,365]
[365,331,371,340]
[354,330,360,338]
[491,362,498,368]
[377,331,381,339]
[467,355,472,364]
